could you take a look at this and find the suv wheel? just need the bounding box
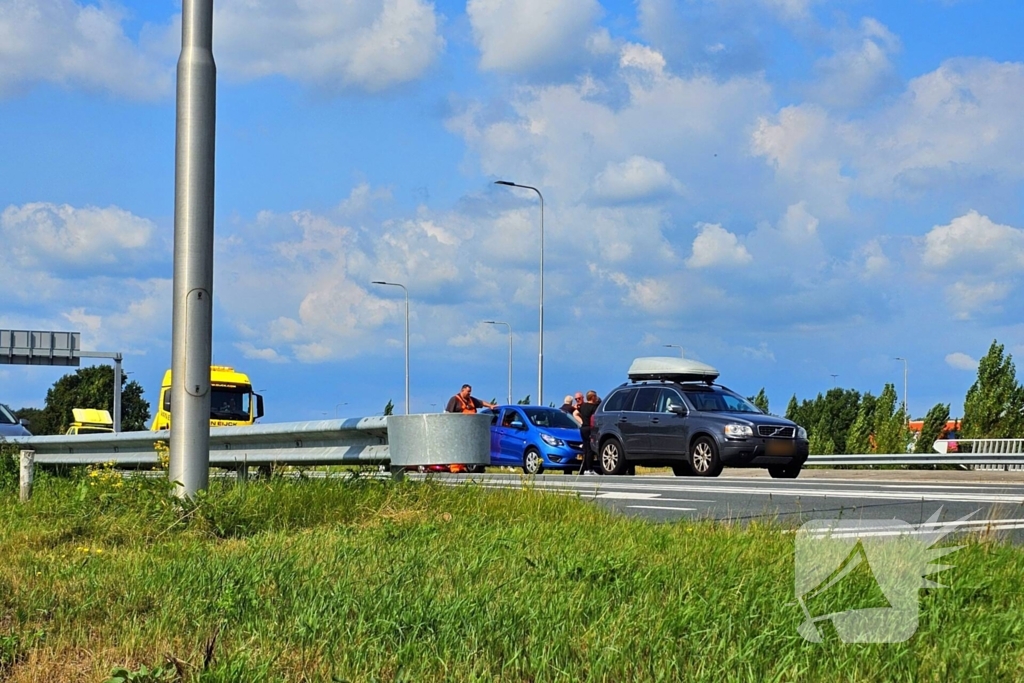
[689,436,723,477]
[523,448,544,475]
[600,438,627,476]
[768,465,801,479]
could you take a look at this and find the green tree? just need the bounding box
[873,383,911,454]
[961,340,1024,439]
[39,366,150,434]
[383,400,394,416]
[915,403,951,454]
[517,395,531,405]
[785,394,798,422]
[846,392,876,454]
[747,388,770,414]
[813,388,862,454]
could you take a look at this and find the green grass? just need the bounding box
[0,461,1023,681]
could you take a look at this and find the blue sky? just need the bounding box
[2,0,1023,423]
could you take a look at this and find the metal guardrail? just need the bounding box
[6,417,390,468]
[932,438,1024,471]
[806,453,1024,467]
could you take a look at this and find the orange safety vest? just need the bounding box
[454,394,477,414]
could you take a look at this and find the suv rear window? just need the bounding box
[630,387,661,412]
[602,388,636,412]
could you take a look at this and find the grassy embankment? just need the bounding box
[0,449,1023,681]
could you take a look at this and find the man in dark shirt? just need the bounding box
[445,384,497,413]
[576,390,601,475]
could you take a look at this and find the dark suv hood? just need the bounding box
[704,412,799,428]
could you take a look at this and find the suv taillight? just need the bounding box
[589,414,596,428]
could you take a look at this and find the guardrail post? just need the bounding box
[237,462,248,483]
[19,449,34,502]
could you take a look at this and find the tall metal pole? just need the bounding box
[663,344,684,358]
[372,281,410,414]
[485,321,512,404]
[895,357,908,419]
[495,181,544,405]
[170,0,217,498]
[113,354,122,432]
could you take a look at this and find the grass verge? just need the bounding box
[0,466,1022,681]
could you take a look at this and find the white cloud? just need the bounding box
[945,280,1010,320]
[753,59,1024,214]
[0,0,172,100]
[809,18,901,108]
[214,0,444,92]
[687,223,752,269]
[945,352,978,371]
[467,0,601,74]
[759,0,819,21]
[591,156,683,203]
[922,211,1024,271]
[857,239,891,278]
[0,202,158,272]
[235,342,289,363]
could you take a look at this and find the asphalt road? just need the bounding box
[431,470,1024,543]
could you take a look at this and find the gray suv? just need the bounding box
[591,379,808,478]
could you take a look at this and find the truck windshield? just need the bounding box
[162,387,252,421]
[211,387,252,421]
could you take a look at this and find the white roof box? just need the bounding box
[627,356,720,383]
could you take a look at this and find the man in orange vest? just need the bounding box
[445,384,496,413]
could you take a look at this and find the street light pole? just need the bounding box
[372,281,410,414]
[485,321,512,404]
[495,181,544,405]
[830,374,839,387]
[663,344,684,358]
[895,357,908,419]
[335,402,348,418]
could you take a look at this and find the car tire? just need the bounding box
[466,465,486,474]
[689,436,723,477]
[671,464,693,476]
[599,438,627,476]
[523,448,544,475]
[768,465,801,479]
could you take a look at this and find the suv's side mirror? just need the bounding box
[19,418,30,427]
[668,404,687,416]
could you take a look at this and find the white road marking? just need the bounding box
[593,492,661,500]
[627,505,697,512]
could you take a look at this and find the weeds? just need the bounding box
[0,473,1022,681]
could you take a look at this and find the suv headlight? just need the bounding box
[541,434,564,447]
[796,426,808,440]
[724,424,754,438]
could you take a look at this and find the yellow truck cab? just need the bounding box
[66,408,115,435]
[150,366,265,431]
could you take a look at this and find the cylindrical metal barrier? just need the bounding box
[387,414,491,467]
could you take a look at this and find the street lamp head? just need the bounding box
[371,280,387,285]
[494,180,515,187]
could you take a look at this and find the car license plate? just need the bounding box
[766,440,795,456]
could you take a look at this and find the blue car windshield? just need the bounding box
[682,388,762,414]
[523,408,580,429]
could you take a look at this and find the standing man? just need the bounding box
[576,390,601,475]
[445,384,497,414]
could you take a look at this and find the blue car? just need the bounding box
[488,405,585,474]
